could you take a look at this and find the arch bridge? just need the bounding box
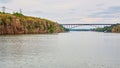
[60,24,116,29]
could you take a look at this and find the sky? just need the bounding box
[0,0,120,24]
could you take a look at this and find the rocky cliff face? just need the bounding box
[0,13,65,35]
[112,25,120,32]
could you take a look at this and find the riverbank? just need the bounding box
[0,12,67,35]
[93,24,120,33]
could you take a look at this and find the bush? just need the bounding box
[49,28,54,33]
[1,18,6,26]
[35,22,40,28]
[13,12,24,17]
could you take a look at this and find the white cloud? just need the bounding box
[0,0,120,24]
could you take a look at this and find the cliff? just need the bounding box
[0,13,66,35]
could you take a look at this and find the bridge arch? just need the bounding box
[60,24,116,29]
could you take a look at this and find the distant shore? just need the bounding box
[92,24,120,33]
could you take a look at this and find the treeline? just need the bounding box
[93,24,120,32]
[0,12,67,35]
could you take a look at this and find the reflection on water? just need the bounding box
[0,32,120,68]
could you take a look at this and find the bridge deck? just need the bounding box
[60,24,116,25]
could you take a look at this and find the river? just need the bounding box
[0,31,120,68]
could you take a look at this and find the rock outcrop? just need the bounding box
[112,24,120,32]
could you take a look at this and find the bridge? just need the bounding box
[60,24,117,29]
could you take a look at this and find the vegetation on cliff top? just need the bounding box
[0,12,66,35]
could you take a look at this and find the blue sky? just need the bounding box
[0,0,120,24]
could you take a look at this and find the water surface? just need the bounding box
[0,32,120,68]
